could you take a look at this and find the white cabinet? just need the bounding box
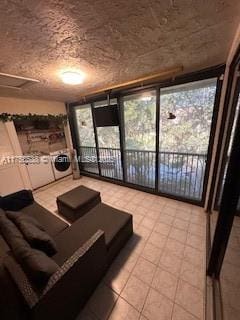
[0,122,30,195]
[26,158,55,189]
[0,164,24,195]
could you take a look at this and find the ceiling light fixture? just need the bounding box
[60,71,84,85]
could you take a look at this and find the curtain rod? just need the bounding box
[79,65,183,98]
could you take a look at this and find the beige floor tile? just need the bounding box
[149,202,164,212]
[175,210,192,222]
[186,233,205,251]
[180,260,204,290]
[141,217,156,230]
[172,217,189,231]
[135,225,152,240]
[190,212,206,226]
[88,284,118,320]
[145,209,161,221]
[132,257,156,285]
[114,248,139,273]
[153,222,171,236]
[125,203,138,214]
[165,238,185,258]
[178,203,192,212]
[104,265,130,294]
[158,249,183,276]
[183,245,204,267]
[162,205,177,217]
[148,231,167,249]
[164,199,179,209]
[121,275,150,312]
[141,243,163,265]
[175,280,204,319]
[137,206,149,216]
[132,213,145,225]
[169,227,187,244]
[172,304,199,320]
[126,234,146,255]
[108,297,140,320]
[158,213,174,226]
[188,222,205,238]
[142,288,173,320]
[152,267,178,300]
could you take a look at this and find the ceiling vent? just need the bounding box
[0,72,39,90]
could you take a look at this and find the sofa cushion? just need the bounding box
[53,203,132,265]
[0,234,10,257]
[6,211,57,256]
[18,248,58,286]
[0,209,26,254]
[0,190,34,211]
[6,210,45,230]
[0,212,58,286]
[21,202,68,237]
[0,209,10,257]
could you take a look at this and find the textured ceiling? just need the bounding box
[0,0,239,102]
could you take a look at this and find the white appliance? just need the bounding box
[50,149,72,180]
[26,155,55,189]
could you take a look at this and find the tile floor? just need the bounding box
[34,175,206,320]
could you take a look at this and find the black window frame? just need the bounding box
[67,64,225,206]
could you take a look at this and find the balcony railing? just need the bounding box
[78,146,207,201]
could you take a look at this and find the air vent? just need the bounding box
[0,72,39,90]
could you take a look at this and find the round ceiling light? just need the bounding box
[60,71,85,85]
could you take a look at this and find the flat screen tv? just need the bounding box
[93,104,119,127]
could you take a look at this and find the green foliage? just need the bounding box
[159,85,216,153]
[75,82,216,155]
[0,113,68,124]
[124,97,156,150]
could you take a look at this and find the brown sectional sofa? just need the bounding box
[0,189,133,320]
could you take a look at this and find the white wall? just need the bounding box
[0,97,72,195]
[0,97,66,115]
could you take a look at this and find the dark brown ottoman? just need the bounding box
[57,185,101,222]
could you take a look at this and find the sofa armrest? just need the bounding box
[5,230,107,320]
[3,253,39,308]
[0,189,34,211]
[33,229,107,320]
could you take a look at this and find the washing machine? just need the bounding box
[50,149,72,180]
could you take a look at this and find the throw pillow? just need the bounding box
[6,211,57,257]
[0,213,58,286]
[0,190,34,211]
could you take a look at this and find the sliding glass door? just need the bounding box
[93,99,123,180]
[123,91,156,188]
[158,78,217,200]
[71,71,221,204]
[74,104,99,174]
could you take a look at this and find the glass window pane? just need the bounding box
[74,104,98,174]
[159,78,217,200]
[124,92,156,150]
[160,78,217,153]
[75,104,96,147]
[97,126,122,180]
[123,91,156,188]
[93,99,122,180]
[97,126,120,149]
